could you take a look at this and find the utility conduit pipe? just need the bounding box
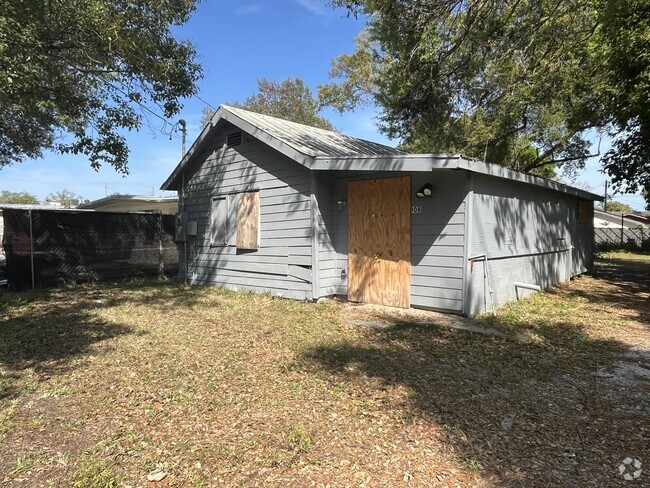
[469,254,495,315]
[514,282,541,300]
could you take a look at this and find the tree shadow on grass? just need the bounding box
[300,254,650,486]
[301,319,642,485]
[0,277,234,401]
[82,277,229,311]
[473,253,650,341]
[585,255,650,323]
[593,253,650,281]
[0,289,138,401]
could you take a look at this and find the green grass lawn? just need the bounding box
[0,252,648,487]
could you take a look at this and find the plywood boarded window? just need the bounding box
[210,197,228,246]
[577,199,590,224]
[236,191,260,250]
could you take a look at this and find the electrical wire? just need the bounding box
[193,93,215,110]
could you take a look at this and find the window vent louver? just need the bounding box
[226,131,242,147]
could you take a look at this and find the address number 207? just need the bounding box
[411,206,422,214]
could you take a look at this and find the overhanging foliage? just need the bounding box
[0,0,202,173]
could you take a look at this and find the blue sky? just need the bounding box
[0,0,646,210]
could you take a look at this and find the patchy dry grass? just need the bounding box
[0,254,648,487]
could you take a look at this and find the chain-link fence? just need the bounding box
[2,209,178,290]
[594,227,650,251]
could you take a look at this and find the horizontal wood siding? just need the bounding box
[410,172,467,312]
[315,172,338,296]
[325,170,467,312]
[182,126,313,299]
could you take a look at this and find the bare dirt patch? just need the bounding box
[0,253,648,487]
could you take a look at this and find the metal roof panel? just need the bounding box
[222,105,405,157]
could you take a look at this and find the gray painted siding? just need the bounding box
[410,172,467,311]
[323,170,467,312]
[180,125,313,300]
[314,172,338,297]
[465,173,594,315]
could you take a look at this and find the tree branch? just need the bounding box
[523,150,601,172]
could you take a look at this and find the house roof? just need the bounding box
[0,204,89,211]
[594,209,649,228]
[624,213,650,225]
[78,195,178,210]
[222,105,405,158]
[161,105,404,191]
[161,105,603,201]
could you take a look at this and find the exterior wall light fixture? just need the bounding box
[416,183,433,198]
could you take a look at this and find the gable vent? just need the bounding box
[226,131,242,147]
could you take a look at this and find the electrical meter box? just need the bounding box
[175,212,187,241]
[186,221,197,237]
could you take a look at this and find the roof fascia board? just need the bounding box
[453,157,603,201]
[311,154,461,172]
[314,154,602,201]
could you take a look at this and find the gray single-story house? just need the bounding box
[161,105,602,316]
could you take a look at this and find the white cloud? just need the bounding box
[236,4,262,15]
[293,0,332,17]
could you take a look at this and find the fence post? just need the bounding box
[29,210,35,290]
[158,213,164,275]
[621,214,624,247]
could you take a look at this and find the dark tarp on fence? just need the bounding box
[2,209,178,290]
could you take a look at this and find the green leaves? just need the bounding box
[45,188,84,207]
[595,200,635,213]
[320,0,639,181]
[597,0,650,197]
[202,77,334,131]
[242,78,334,131]
[0,191,39,205]
[0,0,202,173]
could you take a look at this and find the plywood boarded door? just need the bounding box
[348,176,411,308]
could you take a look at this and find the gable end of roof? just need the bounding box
[161,105,404,191]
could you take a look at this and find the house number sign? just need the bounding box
[411,206,422,214]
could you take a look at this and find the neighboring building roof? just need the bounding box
[594,209,648,228]
[78,195,178,213]
[0,204,89,211]
[624,213,650,225]
[161,105,603,201]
